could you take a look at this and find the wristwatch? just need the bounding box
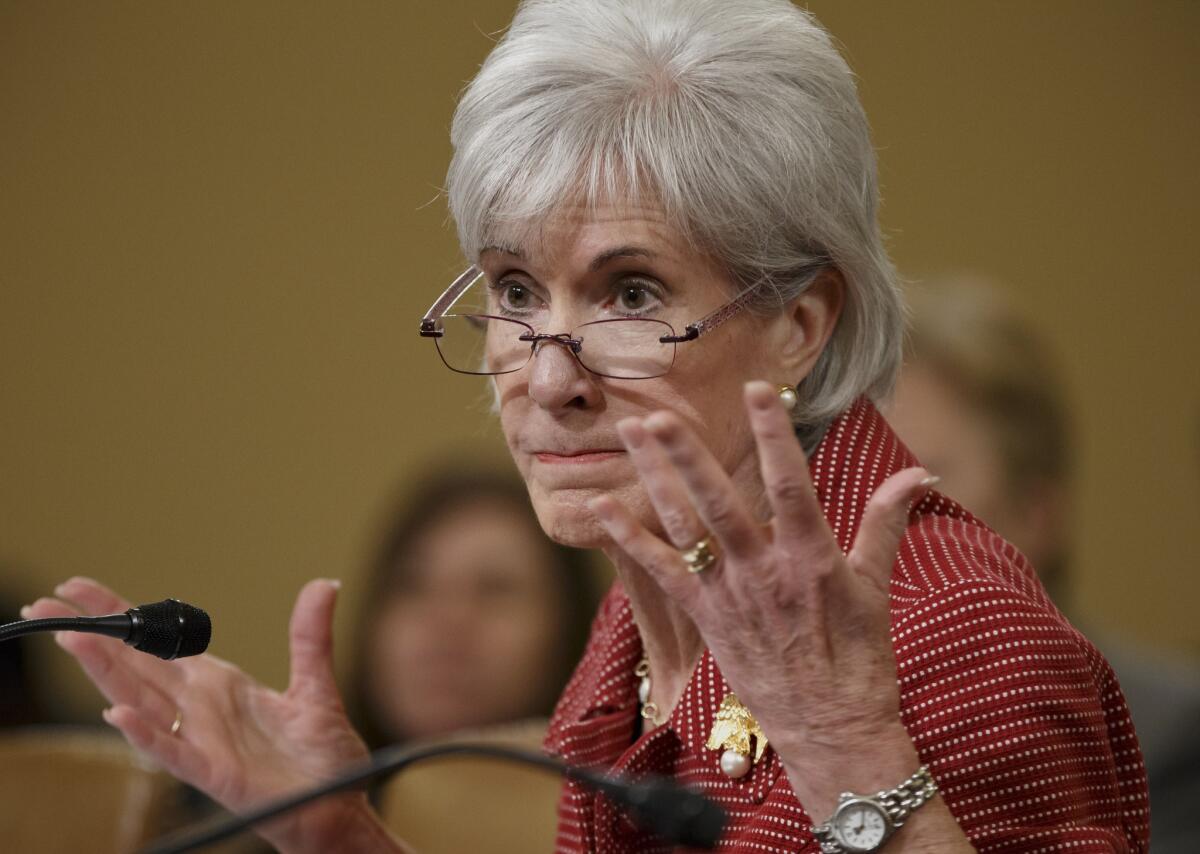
[810,765,937,853]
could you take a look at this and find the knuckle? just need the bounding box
[770,476,812,507]
[658,508,697,542]
[702,500,739,534]
[663,440,699,469]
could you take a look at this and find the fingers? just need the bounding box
[744,381,827,547]
[21,595,77,621]
[286,579,343,707]
[53,576,133,615]
[848,468,937,591]
[616,417,707,549]
[103,704,211,788]
[589,496,699,608]
[23,585,182,727]
[636,412,763,562]
[61,633,182,727]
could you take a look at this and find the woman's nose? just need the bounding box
[526,335,600,410]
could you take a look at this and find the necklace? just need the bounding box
[635,656,665,726]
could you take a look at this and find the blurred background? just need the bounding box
[1,0,1197,843]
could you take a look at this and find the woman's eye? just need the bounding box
[619,287,647,310]
[612,282,660,314]
[493,280,537,312]
[504,285,529,307]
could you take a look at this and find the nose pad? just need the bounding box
[528,333,582,357]
[526,334,595,408]
[529,335,584,375]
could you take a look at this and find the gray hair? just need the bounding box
[447,0,903,433]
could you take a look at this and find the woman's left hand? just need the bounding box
[589,380,933,816]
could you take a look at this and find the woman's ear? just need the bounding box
[776,267,845,381]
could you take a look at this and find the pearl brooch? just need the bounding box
[719,749,752,779]
[707,693,768,779]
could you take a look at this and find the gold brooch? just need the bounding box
[706,693,767,779]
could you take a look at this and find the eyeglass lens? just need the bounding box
[434,315,677,379]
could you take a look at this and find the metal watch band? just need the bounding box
[810,765,938,853]
[879,765,938,826]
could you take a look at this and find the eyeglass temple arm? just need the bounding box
[420,265,483,337]
[659,284,757,343]
[659,260,828,344]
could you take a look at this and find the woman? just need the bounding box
[24,1,1148,851]
[348,467,595,749]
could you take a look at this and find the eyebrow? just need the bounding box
[587,245,656,272]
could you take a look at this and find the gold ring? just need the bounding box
[680,536,718,574]
[170,710,183,737]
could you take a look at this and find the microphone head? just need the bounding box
[606,776,726,849]
[132,599,212,660]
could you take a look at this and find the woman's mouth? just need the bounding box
[533,450,626,464]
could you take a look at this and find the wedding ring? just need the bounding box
[170,709,183,737]
[680,536,718,574]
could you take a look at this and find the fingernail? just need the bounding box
[325,578,342,590]
[589,497,613,521]
[101,707,114,725]
[919,475,941,488]
[617,418,645,449]
[642,412,676,442]
[19,606,31,619]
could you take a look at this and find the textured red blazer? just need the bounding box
[544,399,1150,852]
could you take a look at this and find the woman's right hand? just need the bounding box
[22,576,384,853]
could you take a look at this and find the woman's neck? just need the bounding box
[605,544,705,720]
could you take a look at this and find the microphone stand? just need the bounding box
[140,741,726,853]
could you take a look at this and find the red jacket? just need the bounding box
[544,398,1150,852]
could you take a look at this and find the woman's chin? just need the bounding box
[541,506,611,549]
[528,491,614,549]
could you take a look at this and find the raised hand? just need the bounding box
[23,577,377,852]
[589,380,935,819]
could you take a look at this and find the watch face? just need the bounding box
[834,801,889,852]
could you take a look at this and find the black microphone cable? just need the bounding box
[139,741,727,853]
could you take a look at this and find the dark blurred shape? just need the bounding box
[347,465,599,750]
[889,275,1200,854]
[0,589,46,728]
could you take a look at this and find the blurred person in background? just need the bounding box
[346,467,598,749]
[888,276,1200,853]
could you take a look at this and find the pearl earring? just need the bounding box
[777,385,798,411]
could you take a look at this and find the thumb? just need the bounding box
[847,468,938,590]
[286,578,343,706]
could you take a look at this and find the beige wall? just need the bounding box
[2,2,1197,719]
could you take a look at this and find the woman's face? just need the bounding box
[366,499,567,741]
[482,203,816,548]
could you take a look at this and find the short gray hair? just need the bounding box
[447,0,903,431]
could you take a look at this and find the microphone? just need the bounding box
[0,598,211,660]
[139,742,727,853]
